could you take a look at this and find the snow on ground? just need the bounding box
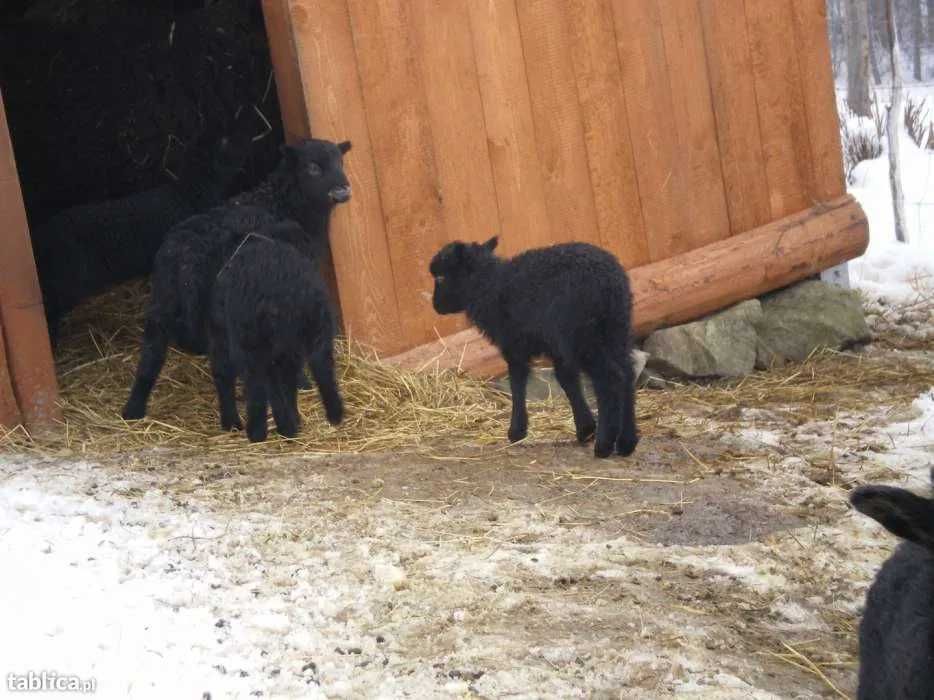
[843,87,934,308]
[2,373,933,699]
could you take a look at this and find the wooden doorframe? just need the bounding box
[0,87,61,431]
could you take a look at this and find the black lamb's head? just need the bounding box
[429,236,499,314]
[281,138,352,211]
[181,122,253,190]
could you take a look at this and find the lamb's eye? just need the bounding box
[308,163,323,176]
[434,274,445,284]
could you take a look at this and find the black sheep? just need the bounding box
[849,472,934,699]
[121,137,351,421]
[31,126,251,346]
[429,237,638,458]
[209,220,343,442]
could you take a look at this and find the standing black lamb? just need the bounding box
[121,137,351,421]
[429,237,638,458]
[849,472,934,699]
[209,220,343,442]
[31,125,252,346]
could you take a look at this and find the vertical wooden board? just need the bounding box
[264,0,344,322]
[698,0,771,234]
[565,0,649,268]
[792,0,847,202]
[0,320,22,429]
[611,0,687,261]
[658,0,730,249]
[409,0,501,342]
[745,0,816,219]
[515,0,600,246]
[261,0,311,144]
[409,1,501,248]
[346,0,458,346]
[287,0,405,355]
[466,0,552,257]
[0,88,59,428]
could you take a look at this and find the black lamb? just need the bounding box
[209,220,343,442]
[121,137,351,421]
[849,471,934,699]
[429,237,638,458]
[31,126,251,345]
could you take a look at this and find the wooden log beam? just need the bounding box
[383,194,869,379]
[0,88,60,430]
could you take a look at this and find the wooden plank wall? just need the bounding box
[272,0,847,359]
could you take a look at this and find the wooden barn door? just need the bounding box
[0,88,60,431]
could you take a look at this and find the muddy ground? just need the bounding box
[8,334,928,698]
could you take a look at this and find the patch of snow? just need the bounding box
[843,94,934,307]
[870,388,934,486]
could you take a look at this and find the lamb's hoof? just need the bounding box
[594,441,614,459]
[576,420,596,443]
[326,403,344,426]
[221,418,243,432]
[276,422,299,439]
[616,433,639,457]
[616,432,639,457]
[507,426,528,443]
[121,403,145,421]
[247,425,268,443]
[297,372,313,391]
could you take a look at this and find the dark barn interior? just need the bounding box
[0,0,287,352]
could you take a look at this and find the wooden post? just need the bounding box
[0,88,60,430]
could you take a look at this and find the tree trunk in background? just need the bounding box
[886,0,909,243]
[869,26,883,84]
[847,0,872,116]
[828,0,847,75]
[913,0,924,80]
[928,0,934,48]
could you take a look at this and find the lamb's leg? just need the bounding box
[585,352,622,459]
[552,358,595,443]
[505,357,530,443]
[309,343,343,426]
[296,364,313,391]
[268,362,300,438]
[122,318,170,420]
[209,330,241,432]
[283,375,301,433]
[244,370,270,443]
[615,352,639,457]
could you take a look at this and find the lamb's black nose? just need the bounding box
[329,185,351,203]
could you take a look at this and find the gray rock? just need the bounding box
[492,367,560,401]
[643,300,762,379]
[755,280,871,369]
[492,350,649,401]
[631,348,649,385]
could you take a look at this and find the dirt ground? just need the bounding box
[10,333,919,698]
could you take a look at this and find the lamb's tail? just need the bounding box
[602,313,635,383]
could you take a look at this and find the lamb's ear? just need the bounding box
[482,235,499,252]
[338,140,352,154]
[850,485,934,550]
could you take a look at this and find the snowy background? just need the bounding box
[845,86,934,308]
